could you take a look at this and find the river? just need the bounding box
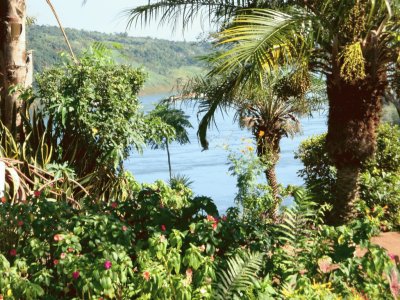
[125,94,327,212]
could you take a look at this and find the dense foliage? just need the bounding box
[297,124,400,229]
[1,180,399,299]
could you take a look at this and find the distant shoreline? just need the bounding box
[140,85,174,97]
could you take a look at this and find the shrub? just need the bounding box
[296,123,400,229]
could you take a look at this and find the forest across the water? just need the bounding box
[27,25,210,94]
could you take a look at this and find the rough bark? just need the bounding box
[326,59,387,225]
[265,163,280,219]
[327,165,361,225]
[0,0,27,138]
[256,131,281,219]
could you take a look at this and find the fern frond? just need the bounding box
[213,251,264,300]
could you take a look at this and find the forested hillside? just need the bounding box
[27,25,210,94]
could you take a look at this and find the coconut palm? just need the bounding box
[147,103,193,181]
[180,67,323,218]
[208,0,400,224]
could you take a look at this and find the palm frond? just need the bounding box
[124,0,257,31]
[213,251,264,300]
[211,9,304,80]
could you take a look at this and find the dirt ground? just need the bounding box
[356,232,400,261]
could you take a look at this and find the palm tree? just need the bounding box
[127,0,399,224]
[180,67,323,218]
[147,103,193,180]
[208,1,400,224]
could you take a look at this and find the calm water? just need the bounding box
[125,94,327,212]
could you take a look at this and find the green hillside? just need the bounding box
[27,25,210,94]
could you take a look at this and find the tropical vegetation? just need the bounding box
[0,0,399,298]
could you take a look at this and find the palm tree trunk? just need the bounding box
[265,163,280,219]
[166,140,172,181]
[257,132,281,219]
[327,165,360,225]
[326,67,386,224]
[0,0,27,138]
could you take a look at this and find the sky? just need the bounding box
[27,0,212,41]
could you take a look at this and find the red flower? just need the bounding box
[104,260,112,270]
[53,259,59,265]
[122,225,128,231]
[17,220,24,227]
[72,271,80,279]
[161,224,166,231]
[9,249,17,256]
[53,234,63,242]
[143,271,151,281]
[34,190,41,198]
[1,197,6,204]
[206,215,216,222]
[67,247,74,253]
[212,222,218,230]
[111,202,118,209]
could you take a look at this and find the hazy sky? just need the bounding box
[27,0,212,41]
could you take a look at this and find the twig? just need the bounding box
[45,0,79,64]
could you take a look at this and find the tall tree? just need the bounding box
[0,0,28,137]
[210,1,400,224]
[129,0,400,224]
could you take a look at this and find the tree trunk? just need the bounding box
[327,165,360,225]
[265,163,280,220]
[256,131,281,219]
[326,65,386,225]
[0,0,27,138]
[166,140,172,181]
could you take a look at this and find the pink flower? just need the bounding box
[72,271,80,279]
[53,234,63,242]
[9,249,17,256]
[206,215,216,222]
[199,245,206,252]
[111,202,118,209]
[389,268,400,298]
[17,220,24,227]
[60,252,66,259]
[67,247,74,253]
[122,225,128,232]
[143,271,151,281]
[104,260,112,270]
[1,197,6,204]
[53,259,59,265]
[34,190,41,198]
[212,222,218,230]
[389,253,397,262]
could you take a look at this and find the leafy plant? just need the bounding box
[212,251,264,300]
[296,123,400,229]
